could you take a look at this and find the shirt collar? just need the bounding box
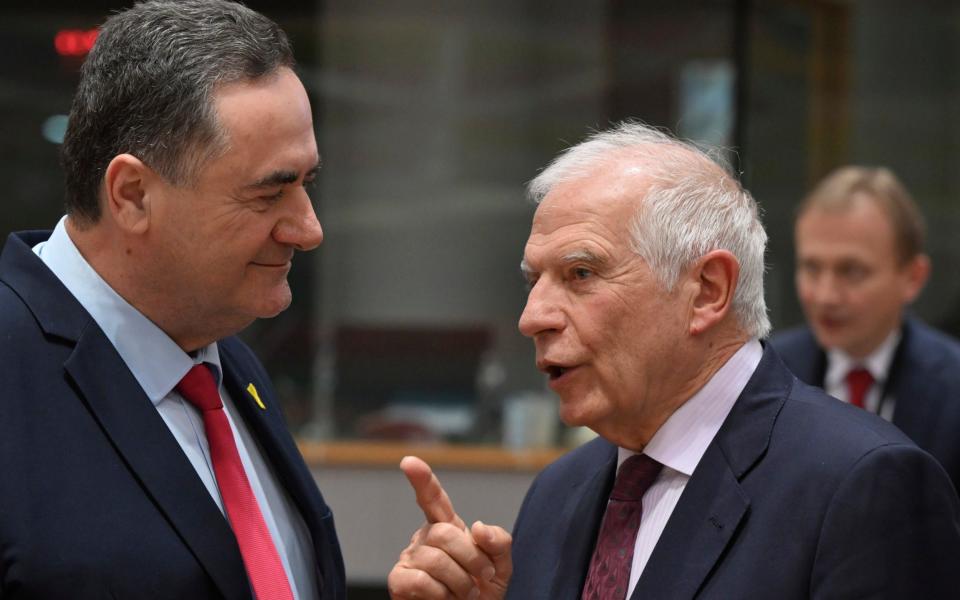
[824,327,901,391]
[34,216,221,404]
[618,339,763,477]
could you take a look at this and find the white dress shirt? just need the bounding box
[824,328,900,420]
[619,339,763,598]
[33,216,318,600]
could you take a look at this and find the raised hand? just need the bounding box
[388,456,512,599]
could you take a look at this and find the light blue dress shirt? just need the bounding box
[34,216,319,600]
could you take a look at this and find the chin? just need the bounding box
[255,285,293,318]
[557,399,592,429]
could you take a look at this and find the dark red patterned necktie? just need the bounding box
[581,454,663,600]
[846,367,874,409]
[177,364,294,600]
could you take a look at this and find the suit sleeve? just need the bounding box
[811,443,960,598]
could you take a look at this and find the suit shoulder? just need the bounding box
[768,324,818,356]
[0,281,52,353]
[780,378,916,459]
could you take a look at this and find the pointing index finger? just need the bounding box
[400,455,466,529]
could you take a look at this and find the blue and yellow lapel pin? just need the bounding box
[246,383,267,410]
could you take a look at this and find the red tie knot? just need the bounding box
[176,364,223,412]
[845,367,874,409]
[846,367,873,387]
[610,454,663,502]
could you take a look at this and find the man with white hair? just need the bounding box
[388,122,960,599]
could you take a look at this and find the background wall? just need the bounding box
[2,0,959,593]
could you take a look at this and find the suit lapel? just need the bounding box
[632,346,790,599]
[65,326,251,600]
[888,319,937,437]
[549,446,618,600]
[631,445,748,599]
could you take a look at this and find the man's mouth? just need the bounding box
[252,260,291,268]
[817,315,849,330]
[547,366,568,380]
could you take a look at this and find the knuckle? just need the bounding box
[425,522,463,545]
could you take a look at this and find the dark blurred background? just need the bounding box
[2,0,958,448]
[5,0,960,594]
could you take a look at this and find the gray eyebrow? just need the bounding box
[561,249,604,265]
[520,258,531,273]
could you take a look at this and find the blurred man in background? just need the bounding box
[772,166,960,490]
[0,1,344,598]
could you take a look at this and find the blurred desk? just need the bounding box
[299,441,565,584]
[299,440,564,471]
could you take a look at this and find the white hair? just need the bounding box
[528,121,771,339]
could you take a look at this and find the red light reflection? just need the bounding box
[55,29,99,57]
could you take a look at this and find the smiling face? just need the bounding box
[518,161,695,446]
[795,196,927,359]
[141,67,322,350]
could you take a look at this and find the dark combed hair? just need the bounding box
[60,0,296,225]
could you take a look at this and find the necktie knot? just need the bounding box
[610,454,663,502]
[845,367,874,409]
[176,364,223,412]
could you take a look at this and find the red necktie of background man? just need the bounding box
[846,367,874,410]
[581,453,663,600]
[177,364,295,600]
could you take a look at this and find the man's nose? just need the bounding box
[274,187,323,251]
[810,272,844,305]
[518,280,565,338]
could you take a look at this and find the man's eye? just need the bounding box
[798,261,820,277]
[573,267,592,280]
[840,264,868,282]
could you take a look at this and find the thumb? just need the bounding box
[472,520,513,593]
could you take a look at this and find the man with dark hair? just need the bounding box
[388,126,960,599]
[0,1,344,598]
[772,166,960,490]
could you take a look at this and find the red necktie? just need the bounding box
[846,367,874,409]
[581,454,663,600]
[176,364,294,600]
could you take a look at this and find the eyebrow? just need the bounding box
[520,259,533,277]
[561,249,604,266]
[245,163,321,190]
[519,249,605,278]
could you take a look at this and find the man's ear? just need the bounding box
[901,253,931,304]
[103,153,154,235]
[688,249,740,336]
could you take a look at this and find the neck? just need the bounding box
[613,329,749,451]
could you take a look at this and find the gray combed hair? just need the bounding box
[528,121,771,339]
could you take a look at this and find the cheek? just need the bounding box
[795,277,813,301]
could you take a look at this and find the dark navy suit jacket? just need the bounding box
[771,318,960,491]
[0,231,345,599]
[507,345,960,599]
